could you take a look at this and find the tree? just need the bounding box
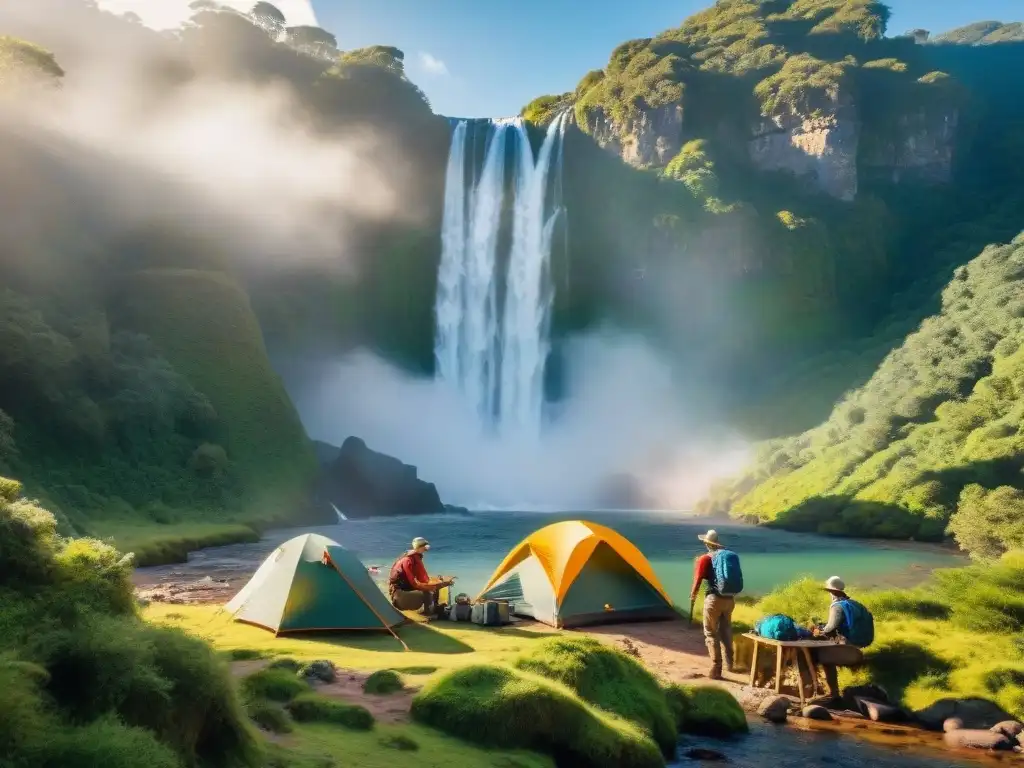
[0,37,64,87]
[249,2,286,38]
[285,25,338,60]
[339,45,405,75]
[949,485,1024,560]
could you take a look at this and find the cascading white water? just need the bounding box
[433,114,568,436]
[501,114,568,435]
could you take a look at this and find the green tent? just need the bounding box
[224,533,404,635]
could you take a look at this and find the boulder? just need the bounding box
[841,683,890,711]
[915,698,1015,731]
[299,659,337,683]
[855,697,908,723]
[943,717,964,733]
[317,436,446,518]
[943,729,1014,751]
[758,695,789,724]
[801,705,833,721]
[990,720,1024,740]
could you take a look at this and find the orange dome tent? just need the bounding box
[475,520,676,628]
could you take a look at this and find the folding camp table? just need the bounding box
[743,633,826,707]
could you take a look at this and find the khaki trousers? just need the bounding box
[703,594,735,669]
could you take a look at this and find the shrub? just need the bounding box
[42,717,182,768]
[363,669,404,695]
[411,664,663,768]
[267,657,301,673]
[247,700,293,734]
[286,694,375,730]
[379,734,419,751]
[241,667,309,703]
[513,636,677,756]
[666,685,747,738]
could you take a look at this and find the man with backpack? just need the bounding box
[690,529,743,680]
[812,576,874,701]
[388,537,455,618]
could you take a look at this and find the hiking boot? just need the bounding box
[708,666,723,681]
[725,662,736,674]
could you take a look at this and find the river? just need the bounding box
[137,510,963,600]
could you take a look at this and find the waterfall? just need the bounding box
[433,114,568,436]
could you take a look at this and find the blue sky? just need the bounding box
[309,0,1021,118]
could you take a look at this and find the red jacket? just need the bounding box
[391,551,430,591]
[690,553,714,600]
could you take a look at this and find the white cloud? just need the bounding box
[96,0,318,31]
[417,51,449,76]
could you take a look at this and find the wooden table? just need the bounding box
[743,633,826,707]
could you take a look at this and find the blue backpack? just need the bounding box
[837,599,875,648]
[755,614,799,641]
[711,549,743,596]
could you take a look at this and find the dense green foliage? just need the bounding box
[701,234,1024,554]
[412,637,747,767]
[0,479,260,767]
[932,22,1024,45]
[740,555,1024,718]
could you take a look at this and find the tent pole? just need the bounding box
[330,563,410,652]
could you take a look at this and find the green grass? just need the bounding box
[267,723,554,768]
[285,694,375,730]
[734,554,1024,719]
[363,669,404,695]
[411,664,664,768]
[145,603,557,672]
[241,668,310,703]
[513,636,678,756]
[666,685,748,738]
[91,520,261,567]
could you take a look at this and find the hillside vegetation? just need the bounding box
[701,233,1024,557]
[0,2,449,559]
[526,1,1024,436]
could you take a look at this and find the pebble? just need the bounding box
[990,720,1024,739]
[943,717,964,733]
[682,747,728,761]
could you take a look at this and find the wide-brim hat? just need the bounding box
[411,537,430,551]
[697,529,723,548]
[823,575,846,593]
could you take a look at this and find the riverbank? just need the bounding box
[144,600,1014,766]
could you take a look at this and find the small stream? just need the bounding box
[671,720,978,767]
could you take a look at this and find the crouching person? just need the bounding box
[388,537,454,618]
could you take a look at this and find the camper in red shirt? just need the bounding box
[690,529,738,680]
[388,537,454,617]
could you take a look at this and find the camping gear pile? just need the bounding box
[222,519,676,639]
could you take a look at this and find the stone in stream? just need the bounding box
[990,720,1024,740]
[943,729,1014,751]
[758,695,790,724]
[854,697,907,723]
[841,683,890,711]
[943,717,964,733]
[915,697,1015,731]
[801,705,833,721]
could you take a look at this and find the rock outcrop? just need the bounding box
[861,108,959,185]
[584,102,684,168]
[748,105,859,202]
[317,437,446,519]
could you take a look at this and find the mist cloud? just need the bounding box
[291,331,749,510]
[0,0,411,270]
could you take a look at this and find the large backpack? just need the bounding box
[711,549,744,596]
[837,599,874,648]
[755,614,799,641]
[387,553,413,593]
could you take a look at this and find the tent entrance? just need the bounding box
[557,541,676,628]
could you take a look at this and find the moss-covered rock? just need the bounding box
[666,684,749,738]
[411,664,663,768]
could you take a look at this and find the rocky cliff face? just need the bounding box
[586,98,957,200]
[748,105,860,201]
[860,108,959,185]
[584,102,684,168]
